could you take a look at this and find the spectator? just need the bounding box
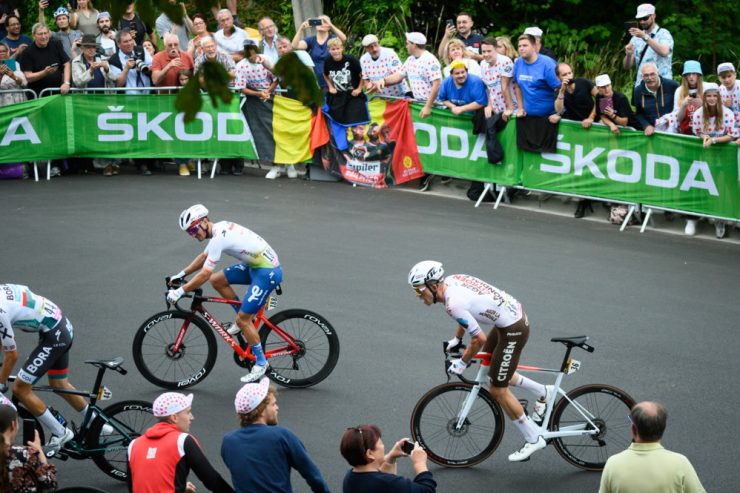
[623,3,673,87]
[512,34,559,119]
[0,15,32,57]
[155,0,193,55]
[340,424,436,493]
[718,62,740,125]
[479,37,513,119]
[599,401,706,493]
[152,33,194,92]
[143,39,156,57]
[360,34,408,98]
[186,13,209,60]
[495,35,517,60]
[689,82,739,239]
[257,16,279,65]
[40,5,82,60]
[437,60,487,115]
[118,2,157,47]
[323,37,366,123]
[523,26,556,62]
[95,11,116,56]
[673,60,705,135]
[633,61,678,136]
[0,0,19,40]
[210,0,239,27]
[292,15,347,91]
[553,62,595,126]
[0,41,27,105]
[70,0,99,36]
[128,392,235,493]
[594,74,640,135]
[222,378,331,493]
[193,35,235,78]
[437,12,484,62]
[214,8,250,63]
[441,38,481,78]
[234,39,276,98]
[1,402,58,493]
[109,28,152,92]
[17,23,71,96]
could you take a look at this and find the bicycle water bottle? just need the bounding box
[48,407,67,428]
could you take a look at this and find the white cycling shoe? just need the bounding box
[224,322,241,336]
[46,427,74,453]
[240,363,268,383]
[508,436,546,462]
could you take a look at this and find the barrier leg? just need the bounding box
[33,162,39,182]
[620,205,636,232]
[197,159,201,180]
[46,160,51,181]
[640,208,653,233]
[474,183,493,208]
[494,186,506,210]
[210,158,219,179]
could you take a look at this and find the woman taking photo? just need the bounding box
[340,424,436,493]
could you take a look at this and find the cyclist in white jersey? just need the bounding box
[408,261,553,462]
[0,284,98,452]
[167,205,283,383]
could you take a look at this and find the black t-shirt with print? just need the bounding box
[17,38,70,94]
[323,54,361,92]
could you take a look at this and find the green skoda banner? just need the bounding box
[0,94,258,163]
[410,102,520,186]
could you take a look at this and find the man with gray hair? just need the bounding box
[360,33,408,98]
[599,401,706,493]
[193,35,235,77]
[17,22,71,95]
[257,16,279,65]
[214,8,251,63]
[632,61,678,136]
[623,3,673,86]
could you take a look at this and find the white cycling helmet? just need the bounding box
[408,260,444,287]
[53,7,70,18]
[179,204,209,231]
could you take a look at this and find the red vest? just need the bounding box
[128,422,189,493]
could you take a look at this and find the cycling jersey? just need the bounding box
[443,275,522,337]
[203,222,280,272]
[0,284,64,352]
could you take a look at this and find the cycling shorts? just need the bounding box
[17,316,74,385]
[223,263,283,314]
[483,313,530,388]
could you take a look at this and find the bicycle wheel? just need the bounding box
[132,311,217,389]
[410,382,505,467]
[259,309,340,388]
[86,400,155,481]
[550,384,636,471]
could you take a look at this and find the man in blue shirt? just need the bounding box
[512,34,560,118]
[222,378,330,493]
[437,60,488,115]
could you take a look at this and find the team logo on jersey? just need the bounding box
[247,285,264,302]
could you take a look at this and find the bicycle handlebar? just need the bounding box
[164,277,203,313]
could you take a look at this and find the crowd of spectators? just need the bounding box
[0,2,738,234]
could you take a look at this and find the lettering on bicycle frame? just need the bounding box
[201,311,240,349]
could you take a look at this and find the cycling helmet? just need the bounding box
[179,204,209,231]
[408,261,444,287]
[53,7,70,18]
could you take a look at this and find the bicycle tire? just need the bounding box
[132,310,218,389]
[410,382,505,467]
[550,384,636,471]
[86,400,155,481]
[259,309,340,388]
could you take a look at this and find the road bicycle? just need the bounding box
[132,278,340,389]
[410,335,636,470]
[10,357,154,481]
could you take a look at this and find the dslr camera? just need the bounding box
[132,45,150,74]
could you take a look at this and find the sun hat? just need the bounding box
[682,60,702,76]
[152,392,193,417]
[595,74,612,87]
[702,82,719,93]
[234,377,270,414]
[361,34,379,47]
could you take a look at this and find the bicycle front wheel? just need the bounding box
[550,384,636,471]
[132,311,217,389]
[86,400,155,481]
[410,382,505,467]
[259,309,340,388]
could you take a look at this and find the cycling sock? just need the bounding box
[80,404,100,420]
[514,375,547,400]
[37,408,66,437]
[251,343,267,366]
[512,414,539,443]
[230,297,241,313]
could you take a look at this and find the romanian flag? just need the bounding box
[241,95,313,164]
[367,98,424,184]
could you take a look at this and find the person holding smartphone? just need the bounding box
[292,14,347,91]
[340,424,436,493]
[0,40,27,105]
[623,3,673,87]
[437,12,484,62]
[39,4,82,59]
[17,22,71,95]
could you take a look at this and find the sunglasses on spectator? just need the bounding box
[637,15,651,21]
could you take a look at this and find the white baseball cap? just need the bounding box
[152,392,193,417]
[362,34,379,47]
[0,394,16,411]
[703,82,720,93]
[717,62,736,75]
[235,377,271,414]
[405,32,426,45]
[636,4,655,18]
[595,74,612,87]
[523,27,543,37]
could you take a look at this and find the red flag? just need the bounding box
[310,109,330,154]
[382,100,424,184]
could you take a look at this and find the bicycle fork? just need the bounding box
[454,365,489,430]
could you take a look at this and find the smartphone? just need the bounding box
[23,419,36,444]
[446,19,455,28]
[308,18,322,27]
[49,63,59,68]
[2,59,16,72]
[623,21,638,30]
[400,440,415,455]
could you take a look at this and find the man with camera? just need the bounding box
[109,28,151,92]
[437,12,485,62]
[623,3,673,87]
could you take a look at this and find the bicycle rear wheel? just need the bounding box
[132,311,217,389]
[86,400,155,481]
[410,382,505,467]
[550,384,636,471]
[259,309,340,388]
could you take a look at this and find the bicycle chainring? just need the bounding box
[232,333,254,369]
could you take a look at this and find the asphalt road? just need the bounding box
[3,172,738,492]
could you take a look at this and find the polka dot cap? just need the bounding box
[152,392,194,417]
[234,377,270,414]
[0,394,16,411]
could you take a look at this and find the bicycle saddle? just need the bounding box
[551,335,589,346]
[84,357,124,370]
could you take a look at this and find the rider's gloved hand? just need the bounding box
[167,287,185,304]
[167,271,186,287]
[447,358,468,375]
[446,337,464,352]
